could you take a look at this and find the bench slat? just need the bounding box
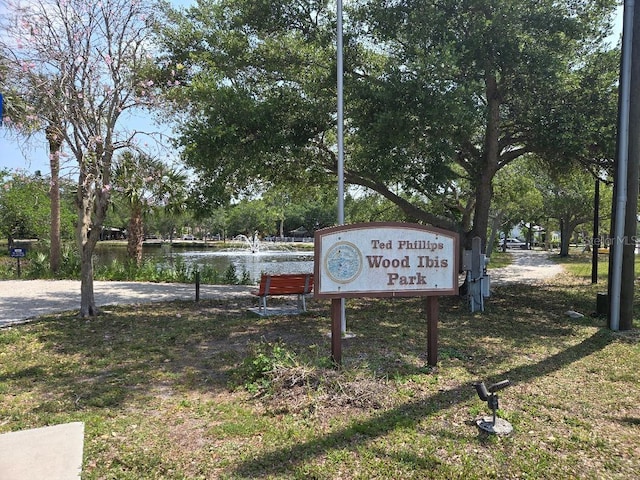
[252,273,314,315]
[254,274,313,296]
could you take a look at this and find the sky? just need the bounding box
[0,3,626,177]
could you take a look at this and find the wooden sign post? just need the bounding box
[331,298,342,364]
[315,222,459,366]
[426,296,439,366]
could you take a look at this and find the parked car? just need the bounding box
[502,238,527,249]
[182,234,196,241]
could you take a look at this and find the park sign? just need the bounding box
[315,222,459,366]
[9,247,26,258]
[314,222,459,298]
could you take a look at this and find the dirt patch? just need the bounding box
[262,366,398,416]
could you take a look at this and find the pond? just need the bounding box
[94,242,314,282]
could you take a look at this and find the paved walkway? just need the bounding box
[0,422,84,479]
[0,280,254,328]
[0,249,562,328]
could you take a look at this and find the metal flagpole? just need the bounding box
[336,0,346,334]
[610,0,635,331]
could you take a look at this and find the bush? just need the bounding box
[59,244,81,277]
[224,264,239,285]
[25,252,49,278]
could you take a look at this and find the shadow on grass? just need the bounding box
[18,281,613,405]
[230,328,611,477]
[5,279,623,477]
[19,299,336,411]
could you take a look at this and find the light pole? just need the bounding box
[336,0,346,335]
[609,0,635,331]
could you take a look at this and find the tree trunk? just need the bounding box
[127,202,144,266]
[77,187,99,317]
[470,174,494,251]
[560,218,573,257]
[76,149,113,317]
[79,242,97,316]
[46,124,62,274]
[468,72,501,251]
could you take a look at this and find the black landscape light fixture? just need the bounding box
[473,379,513,435]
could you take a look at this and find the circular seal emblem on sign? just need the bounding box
[324,241,363,284]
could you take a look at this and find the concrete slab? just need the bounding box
[247,306,305,317]
[0,422,84,479]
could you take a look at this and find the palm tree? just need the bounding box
[2,62,65,275]
[45,122,64,273]
[113,151,187,265]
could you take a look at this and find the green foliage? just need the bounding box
[208,185,339,238]
[0,241,80,279]
[239,268,252,285]
[58,243,81,277]
[25,252,49,278]
[223,264,239,285]
[0,171,51,241]
[226,199,277,238]
[156,0,619,248]
[345,193,408,224]
[236,340,298,394]
[92,256,231,284]
[492,161,545,226]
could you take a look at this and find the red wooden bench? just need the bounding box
[252,273,314,315]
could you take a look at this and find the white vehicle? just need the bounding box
[182,234,196,241]
[502,238,526,249]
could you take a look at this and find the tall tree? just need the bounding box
[1,0,162,316]
[45,123,63,273]
[0,53,63,270]
[156,0,618,250]
[350,0,618,248]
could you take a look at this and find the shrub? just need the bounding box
[235,340,299,395]
[224,264,239,285]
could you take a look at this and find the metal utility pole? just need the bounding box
[609,0,635,331]
[620,1,640,330]
[592,178,600,284]
[336,0,346,335]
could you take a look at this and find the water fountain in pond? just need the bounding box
[234,231,263,253]
[232,231,300,253]
[133,230,313,281]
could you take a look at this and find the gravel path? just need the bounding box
[488,249,564,286]
[0,249,562,328]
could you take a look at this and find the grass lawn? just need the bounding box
[0,255,639,479]
[486,251,512,269]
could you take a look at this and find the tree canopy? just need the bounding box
[155,0,619,250]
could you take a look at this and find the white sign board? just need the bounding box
[314,222,459,298]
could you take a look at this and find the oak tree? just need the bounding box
[156,0,618,251]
